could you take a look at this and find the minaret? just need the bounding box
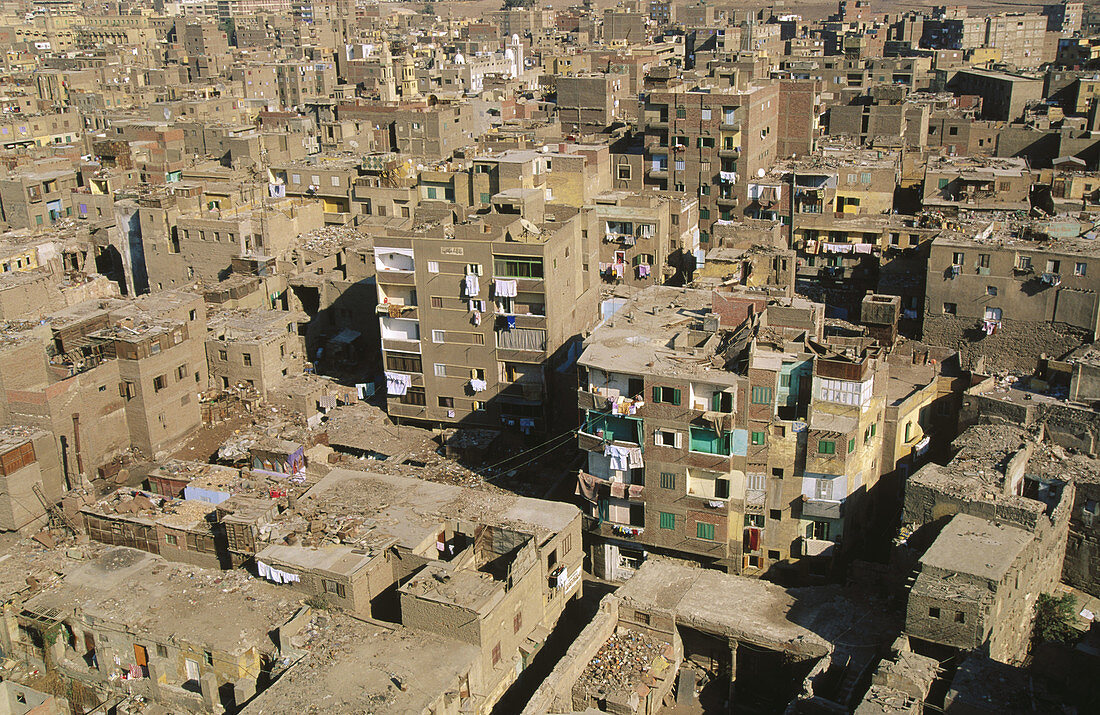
[379,42,398,102]
[401,52,419,98]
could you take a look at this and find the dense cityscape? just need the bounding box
[0,0,1097,712]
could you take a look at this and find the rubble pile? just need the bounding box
[577,628,669,696]
[297,225,363,257]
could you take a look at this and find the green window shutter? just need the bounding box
[672,388,681,405]
[660,512,675,529]
[696,522,715,540]
[711,392,721,411]
[870,423,876,437]
[848,438,856,453]
[652,386,660,402]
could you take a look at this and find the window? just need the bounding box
[660,472,676,489]
[696,521,715,540]
[242,353,252,367]
[492,643,501,666]
[954,611,965,623]
[430,296,444,309]
[818,440,836,455]
[952,252,964,265]
[848,438,856,453]
[689,427,731,455]
[659,512,675,529]
[1017,256,1032,270]
[1076,262,1087,276]
[434,363,447,377]
[1047,259,1061,273]
[322,579,346,598]
[203,651,213,666]
[165,533,178,545]
[676,106,686,119]
[768,550,781,560]
[943,302,957,315]
[153,375,167,392]
[654,430,680,448]
[977,254,990,268]
[928,607,940,618]
[938,178,949,189]
[176,365,187,380]
[618,165,631,180]
[494,256,543,278]
[156,644,167,658]
[751,431,765,445]
[751,386,772,404]
[399,387,426,406]
[700,108,711,120]
[219,349,228,361]
[675,159,685,171]
[651,386,681,405]
[699,207,709,219]
[986,286,997,296]
[438,396,454,408]
[432,330,445,343]
[715,478,730,499]
[427,261,439,273]
[386,353,422,372]
[513,612,523,633]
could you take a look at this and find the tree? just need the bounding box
[1033,592,1077,644]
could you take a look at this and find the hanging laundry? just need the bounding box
[628,483,644,498]
[610,481,626,498]
[519,417,535,434]
[469,378,488,392]
[318,394,337,410]
[385,371,411,396]
[464,274,480,298]
[388,303,402,318]
[494,278,518,297]
[604,444,630,471]
[626,447,644,469]
[506,315,517,330]
[471,310,482,326]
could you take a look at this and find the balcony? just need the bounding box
[388,401,428,419]
[380,337,421,354]
[718,147,740,159]
[745,488,766,514]
[376,270,415,285]
[376,303,418,320]
[720,120,740,130]
[647,166,669,179]
[322,211,352,225]
[717,195,737,206]
[802,498,843,520]
[802,538,835,558]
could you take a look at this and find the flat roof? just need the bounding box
[920,513,1032,581]
[241,613,479,714]
[23,548,298,656]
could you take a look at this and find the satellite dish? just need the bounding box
[349,140,359,148]
[520,218,541,235]
[757,168,765,178]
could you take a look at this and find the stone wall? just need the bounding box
[521,596,620,715]
[921,314,1091,373]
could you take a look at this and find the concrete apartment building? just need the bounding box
[375,199,599,434]
[556,73,629,132]
[901,425,1073,664]
[0,163,81,231]
[923,219,1100,372]
[943,69,1044,122]
[587,190,698,287]
[335,101,477,161]
[921,156,1033,213]
[640,82,781,246]
[205,307,306,395]
[100,291,208,459]
[575,286,915,580]
[0,427,63,532]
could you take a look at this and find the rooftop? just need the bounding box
[919,513,1032,581]
[23,548,298,656]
